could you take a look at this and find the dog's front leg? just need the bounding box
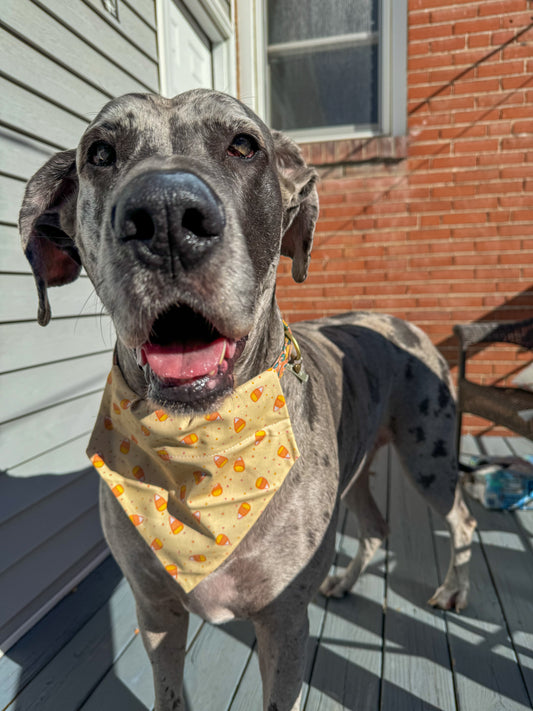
[253,604,309,711]
[135,597,189,711]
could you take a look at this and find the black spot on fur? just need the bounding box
[418,473,436,488]
[306,374,319,427]
[405,357,414,380]
[307,530,316,548]
[409,426,426,443]
[268,704,279,711]
[419,398,429,416]
[322,453,331,467]
[438,382,451,409]
[364,366,381,404]
[432,439,448,458]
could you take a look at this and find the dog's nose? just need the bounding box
[113,171,225,270]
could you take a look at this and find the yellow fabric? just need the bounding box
[87,365,300,593]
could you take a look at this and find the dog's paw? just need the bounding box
[428,584,468,612]
[319,575,349,598]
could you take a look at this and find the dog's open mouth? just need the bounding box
[137,304,245,408]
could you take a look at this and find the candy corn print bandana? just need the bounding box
[87,364,300,593]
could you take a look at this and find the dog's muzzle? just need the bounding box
[111,170,225,271]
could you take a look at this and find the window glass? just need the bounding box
[270,45,378,132]
[267,0,380,134]
[267,0,379,43]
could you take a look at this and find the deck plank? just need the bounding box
[431,511,532,710]
[381,447,456,711]
[0,556,121,708]
[304,445,389,711]
[471,503,533,705]
[183,619,256,710]
[7,576,138,710]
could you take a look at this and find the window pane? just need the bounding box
[269,44,379,132]
[268,0,379,44]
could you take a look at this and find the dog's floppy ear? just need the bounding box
[273,131,319,283]
[19,149,81,326]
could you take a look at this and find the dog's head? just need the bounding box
[19,90,318,412]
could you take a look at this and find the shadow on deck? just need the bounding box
[2,438,532,710]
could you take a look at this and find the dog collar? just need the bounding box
[87,337,301,593]
[273,321,308,383]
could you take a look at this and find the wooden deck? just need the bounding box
[2,437,533,711]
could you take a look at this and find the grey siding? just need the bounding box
[0,0,159,651]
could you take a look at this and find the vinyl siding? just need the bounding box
[0,0,159,651]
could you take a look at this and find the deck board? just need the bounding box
[381,447,456,711]
[3,439,533,711]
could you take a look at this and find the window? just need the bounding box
[237,0,407,142]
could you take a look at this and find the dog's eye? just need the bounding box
[227,134,257,159]
[88,141,116,167]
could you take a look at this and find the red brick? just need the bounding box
[430,36,466,53]
[501,12,533,29]
[478,0,530,16]
[453,138,500,153]
[502,136,533,150]
[513,119,533,133]
[502,75,533,90]
[455,17,503,34]
[454,78,501,94]
[468,33,491,48]
[409,23,455,41]
[442,212,486,225]
[409,55,451,70]
[430,5,478,23]
[478,60,525,78]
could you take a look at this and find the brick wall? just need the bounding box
[276,0,533,436]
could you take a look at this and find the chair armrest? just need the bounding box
[453,317,533,350]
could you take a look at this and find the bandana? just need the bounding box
[87,332,301,593]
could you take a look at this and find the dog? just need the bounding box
[19,89,476,711]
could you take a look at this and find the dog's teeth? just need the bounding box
[218,341,227,365]
[136,347,146,367]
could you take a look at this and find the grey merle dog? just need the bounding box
[19,90,476,711]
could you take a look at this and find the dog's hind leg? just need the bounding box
[319,453,389,598]
[427,484,477,611]
[391,393,477,612]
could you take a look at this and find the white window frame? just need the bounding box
[157,0,236,97]
[236,0,407,142]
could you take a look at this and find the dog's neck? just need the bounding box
[234,285,285,384]
[115,287,285,407]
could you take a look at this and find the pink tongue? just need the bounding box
[142,338,228,380]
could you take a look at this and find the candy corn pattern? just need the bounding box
[87,360,300,594]
[154,493,167,511]
[250,386,263,402]
[234,417,246,433]
[169,516,184,534]
[132,465,145,481]
[233,457,245,472]
[237,502,251,518]
[211,483,223,497]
